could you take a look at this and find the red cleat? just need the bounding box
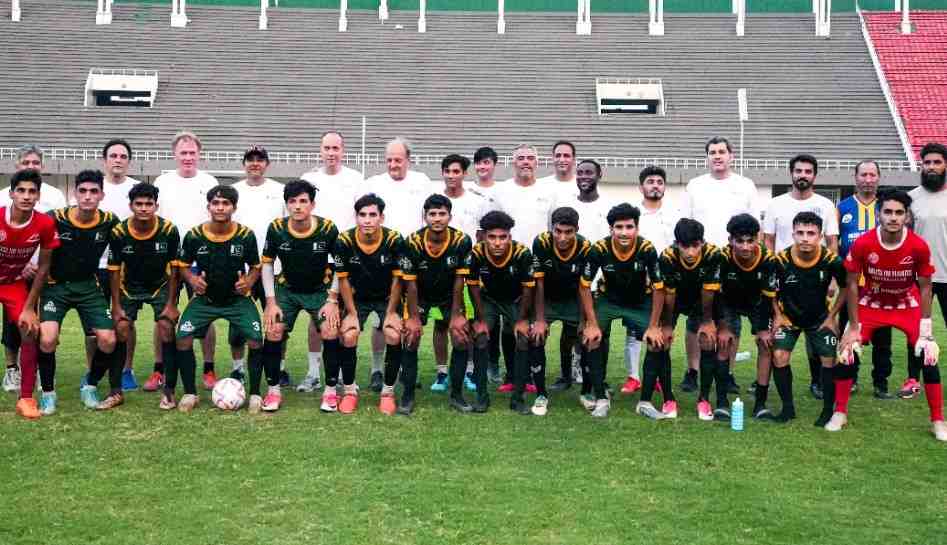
[621,376,641,394]
[143,372,164,392]
[497,382,514,393]
[339,393,359,414]
[378,393,397,415]
[202,371,217,390]
[525,383,538,394]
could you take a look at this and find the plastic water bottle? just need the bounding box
[731,397,744,431]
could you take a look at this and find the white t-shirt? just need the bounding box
[95,176,140,268]
[233,178,287,268]
[762,192,840,252]
[538,175,578,202]
[0,183,67,213]
[442,187,490,240]
[637,200,681,253]
[154,171,219,234]
[301,166,362,232]
[553,191,614,244]
[366,170,434,237]
[681,172,760,247]
[496,179,558,246]
[909,185,947,283]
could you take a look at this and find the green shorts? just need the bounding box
[482,296,521,332]
[543,298,580,327]
[419,301,452,326]
[178,295,262,344]
[354,299,389,329]
[40,279,113,331]
[426,287,475,322]
[595,297,651,339]
[120,286,170,322]
[230,287,328,346]
[773,325,837,358]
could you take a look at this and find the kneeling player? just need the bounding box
[261,180,340,413]
[771,212,846,425]
[172,186,263,412]
[839,189,945,440]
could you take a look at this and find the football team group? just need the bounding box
[2,131,945,442]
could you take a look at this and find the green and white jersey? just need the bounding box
[334,227,405,303]
[176,222,260,306]
[47,207,119,284]
[659,243,723,316]
[401,226,472,307]
[262,215,338,294]
[467,240,535,303]
[107,216,180,299]
[719,244,778,315]
[774,246,846,329]
[582,236,662,307]
[532,232,590,302]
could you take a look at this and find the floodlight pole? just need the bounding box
[738,88,748,176]
[339,0,348,32]
[901,0,912,34]
[379,0,388,21]
[12,0,21,21]
[736,0,745,36]
[361,116,367,179]
[171,0,188,27]
[259,0,268,30]
[576,0,591,35]
[96,0,112,24]
[418,0,426,32]
[497,0,505,34]
[649,0,664,36]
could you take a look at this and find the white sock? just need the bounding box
[466,362,474,373]
[382,384,395,395]
[231,358,246,373]
[437,364,448,375]
[307,351,322,378]
[372,350,385,373]
[280,359,286,371]
[624,335,641,379]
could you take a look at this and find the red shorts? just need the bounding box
[859,304,920,348]
[0,281,28,324]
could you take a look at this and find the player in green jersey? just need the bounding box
[771,211,846,425]
[580,203,665,419]
[659,219,725,421]
[260,180,340,413]
[530,207,590,416]
[38,170,120,413]
[402,194,473,415]
[334,193,406,415]
[173,185,262,413]
[467,211,536,415]
[107,183,181,408]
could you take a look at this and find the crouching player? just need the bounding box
[172,186,262,412]
[261,180,340,413]
[108,184,180,408]
[838,189,945,440]
[771,212,846,425]
[402,194,473,415]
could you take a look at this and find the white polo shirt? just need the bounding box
[681,172,760,246]
[553,191,614,244]
[301,165,362,232]
[0,183,67,213]
[442,187,490,240]
[96,176,140,268]
[233,178,286,268]
[909,185,947,283]
[366,170,434,237]
[496,179,558,246]
[763,191,840,252]
[637,200,681,253]
[154,170,219,235]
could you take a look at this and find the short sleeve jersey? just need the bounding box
[659,244,723,315]
[582,236,663,307]
[718,244,778,314]
[0,207,60,284]
[532,232,590,302]
[401,226,472,306]
[844,228,934,310]
[107,217,180,299]
[774,246,846,329]
[262,216,339,294]
[837,196,878,259]
[176,223,260,306]
[467,240,535,303]
[333,227,404,303]
[47,207,119,284]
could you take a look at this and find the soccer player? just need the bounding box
[402,194,474,414]
[580,203,667,419]
[107,183,180,408]
[172,185,262,412]
[38,170,120,412]
[530,207,590,416]
[660,219,725,421]
[718,214,778,419]
[467,211,536,415]
[838,190,945,441]
[333,193,405,414]
[771,212,846,425]
[261,180,340,413]
[1,169,59,419]
[471,146,503,384]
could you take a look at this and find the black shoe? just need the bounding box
[873,384,894,400]
[510,397,531,415]
[370,371,383,393]
[472,396,490,413]
[809,383,824,400]
[279,370,292,387]
[814,410,833,427]
[449,395,473,413]
[713,407,731,421]
[679,370,698,393]
[727,374,740,394]
[229,369,245,383]
[396,397,415,416]
[753,407,775,420]
[550,377,572,391]
[774,409,796,423]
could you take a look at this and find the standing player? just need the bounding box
[38,170,120,412]
[402,194,473,414]
[471,146,504,384]
[172,186,262,412]
[261,180,339,413]
[771,212,846,425]
[108,183,180,407]
[1,169,59,419]
[538,141,577,195]
[838,190,944,440]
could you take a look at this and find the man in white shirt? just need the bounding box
[763,154,839,253]
[153,131,220,390]
[471,146,502,205]
[538,141,577,198]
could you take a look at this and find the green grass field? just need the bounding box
[1,311,945,545]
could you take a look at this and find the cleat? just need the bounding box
[15,397,40,419]
[713,407,731,421]
[3,366,21,392]
[680,370,698,393]
[248,394,263,414]
[697,400,713,421]
[80,385,100,409]
[571,361,583,385]
[933,421,947,442]
[590,398,610,418]
[202,371,217,390]
[177,394,199,413]
[550,377,572,391]
[430,372,449,393]
[774,410,796,423]
[463,373,477,392]
[320,390,339,413]
[279,370,292,387]
[378,392,397,415]
[824,412,848,432]
[621,376,642,395]
[96,393,124,411]
[159,392,176,410]
[471,397,490,413]
[121,369,138,391]
[229,369,245,383]
[369,371,384,393]
[142,372,164,392]
[449,395,473,413]
[262,386,282,412]
[814,410,833,427]
[873,385,894,400]
[753,408,775,420]
[661,400,678,419]
[636,401,664,420]
[80,372,90,388]
[497,382,514,393]
[39,392,58,416]
[396,397,415,416]
[727,374,740,394]
[809,383,824,400]
[531,395,549,416]
[296,374,322,393]
[487,365,501,384]
[339,393,359,414]
[579,394,597,411]
[510,397,531,415]
[898,378,921,399]
[525,383,538,394]
[655,378,663,394]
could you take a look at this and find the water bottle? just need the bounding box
[731,397,744,431]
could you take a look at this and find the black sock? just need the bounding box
[153,360,164,373]
[322,339,340,388]
[261,341,280,387]
[580,348,593,396]
[908,349,922,381]
[38,350,56,392]
[501,330,515,382]
[640,350,661,403]
[340,346,357,385]
[588,346,606,400]
[698,350,716,402]
[773,365,795,416]
[754,383,769,413]
[163,344,179,392]
[203,360,214,374]
[177,348,197,395]
[108,342,127,394]
[402,348,419,401]
[473,346,489,404]
[821,366,837,418]
[808,355,821,386]
[383,343,403,387]
[530,345,547,396]
[89,348,109,387]
[660,351,675,403]
[559,326,577,380]
[449,347,468,397]
[714,359,730,409]
[513,346,528,400]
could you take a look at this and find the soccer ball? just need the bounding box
[212,378,246,411]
